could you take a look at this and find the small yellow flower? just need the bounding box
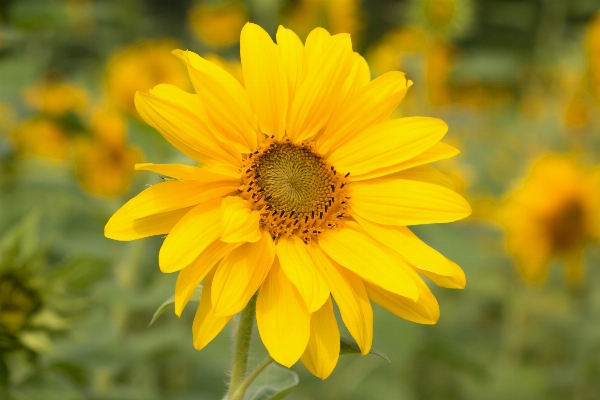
[24,80,88,117]
[105,24,470,379]
[11,117,72,161]
[105,40,190,117]
[75,110,142,197]
[501,156,600,285]
[188,1,248,48]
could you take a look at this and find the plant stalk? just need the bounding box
[227,295,257,398]
[230,357,274,400]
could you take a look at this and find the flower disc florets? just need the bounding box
[241,137,350,243]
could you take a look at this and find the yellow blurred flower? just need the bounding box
[24,80,88,117]
[408,0,474,40]
[105,40,190,117]
[282,0,362,39]
[188,1,248,47]
[563,91,591,129]
[11,117,72,161]
[105,24,470,379]
[366,26,428,76]
[75,110,142,197]
[501,156,600,285]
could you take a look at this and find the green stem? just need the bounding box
[230,357,274,400]
[227,295,257,397]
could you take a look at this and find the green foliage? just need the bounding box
[243,364,299,400]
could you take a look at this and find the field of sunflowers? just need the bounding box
[2,0,600,399]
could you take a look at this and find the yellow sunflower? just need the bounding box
[501,156,600,285]
[105,24,470,379]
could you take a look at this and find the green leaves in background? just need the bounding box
[243,363,299,400]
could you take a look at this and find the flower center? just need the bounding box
[546,200,587,251]
[241,138,350,243]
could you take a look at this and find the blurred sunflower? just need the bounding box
[501,156,600,285]
[24,79,88,117]
[105,40,190,117]
[282,0,362,39]
[407,0,474,40]
[75,109,142,197]
[105,24,470,379]
[188,1,247,48]
[11,117,73,161]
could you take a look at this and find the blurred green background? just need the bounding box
[2,0,600,399]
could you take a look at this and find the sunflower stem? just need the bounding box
[229,357,274,400]
[227,295,257,398]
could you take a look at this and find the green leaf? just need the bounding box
[339,336,391,363]
[148,284,202,327]
[243,364,299,400]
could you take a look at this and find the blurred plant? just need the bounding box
[587,11,600,103]
[188,0,248,48]
[500,156,600,285]
[407,0,474,41]
[23,79,88,117]
[74,109,142,197]
[105,40,190,117]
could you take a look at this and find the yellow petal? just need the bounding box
[220,196,262,243]
[300,297,340,379]
[125,180,237,219]
[211,231,275,316]
[390,164,455,190]
[192,269,233,351]
[353,214,454,276]
[419,260,466,289]
[256,260,310,367]
[365,279,440,325]
[318,223,419,300]
[105,206,193,241]
[177,50,259,152]
[159,198,223,273]
[174,240,239,314]
[307,244,373,354]
[339,53,370,102]
[318,73,411,154]
[135,91,240,171]
[276,26,304,104]
[287,31,354,143]
[241,23,288,140]
[350,142,459,182]
[326,117,446,177]
[275,236,330,312]
[349,177,471,226]
[135,163,240,182]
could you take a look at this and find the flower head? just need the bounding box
[105,24,470,379]
[501,156,600,284]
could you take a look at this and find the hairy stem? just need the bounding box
[230,357,274,400]
[227,295,257,398]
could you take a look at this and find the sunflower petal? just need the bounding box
[125,180,237,219]
[177,50,259,152]
[287,30,354,143]
[135,91,241,170]
[318,73,411,154]
[220,196,262,243]
[174,241,238,315]
[275,236,330,312]
[419,260,466,289]
[135,163,240,182]
[276,26,304,104]
[349,142,459,182]
[349,177,471,226]
[192,269,233,351]
[256,260,310,367]
[365,280,439,325]
[307,244,373,354]
[300,297,340,379]
[211,231,275,316]
[318,223,419,300]
[241,23,288,140]
[159,198,223,273]
[326,117,446,177]
[354,214,454,276]
[105,206,193,241]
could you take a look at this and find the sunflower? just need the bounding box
[501,156,600,285]
[105,24,470,379]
